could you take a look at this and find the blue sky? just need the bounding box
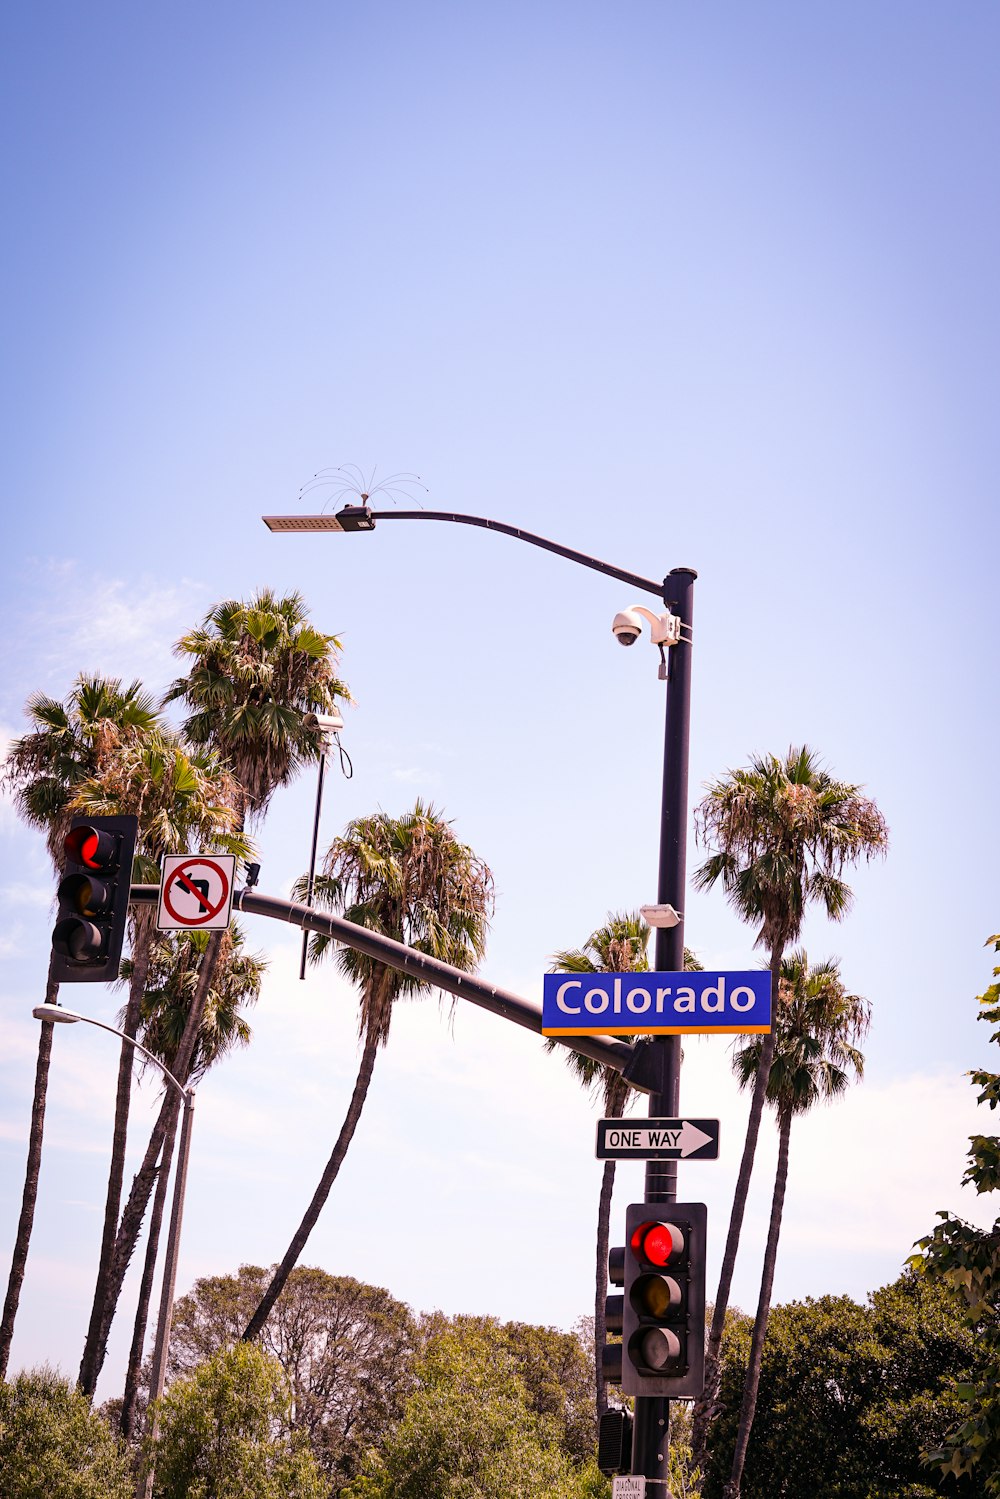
[2,1,998,1402]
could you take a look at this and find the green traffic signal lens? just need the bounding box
[52,916,105,963]
[638,1325,682,1372]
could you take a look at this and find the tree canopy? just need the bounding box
[701,1273,983,1499]
[142,1342,326,1499]
[0,1367,132,1499]
[911,932,1000,1495]
[343,1316,607,1499]
[167,1264,417,1491]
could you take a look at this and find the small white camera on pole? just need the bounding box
[304,709,344,738]
[612,606,683,678]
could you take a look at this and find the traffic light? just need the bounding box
[51,815,138,983]
[620,1200,707,1397]
[603,1242,625,1388]
[597,1407,633,1476]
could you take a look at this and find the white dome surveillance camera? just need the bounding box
[611,605,683,649]
[612,608,644,646]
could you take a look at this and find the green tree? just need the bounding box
[141,1342,326,1499]
[702,1275,982,1499]
[0,675,159,1379]
[164,1264,418,1491]
[343,1318,605,1499]
[93,589,346,1396]
[243,801,494,1341]
[911,932,1000,1496]
[722,951,869,1498]
[690,746,887,1468]
[546,913,701,1417]
[117,925,266,1437]
[73,735,249,1399]
[0,1366,132,1499]
[417,1312,597,1467]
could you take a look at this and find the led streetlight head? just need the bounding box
[262,505,375,534]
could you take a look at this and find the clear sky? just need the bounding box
[1,1,998,1404]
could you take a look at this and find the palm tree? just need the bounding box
[73,736,251,1397]
[97,591,351,1374]
[117,923,267,1436]
[242,800,494,1342]
[163,588,350,829]
[546,914,702,1417]
[722,951,869,1498]
[689,745,887,1469]
[0,676,159,1379]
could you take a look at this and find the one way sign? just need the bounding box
[596,1117,720,1161]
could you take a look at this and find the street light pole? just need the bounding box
[629,565,696,1487]
[262,503,696,1485]
[32,1006,195,1498]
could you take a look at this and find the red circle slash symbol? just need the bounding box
[162,858,231,926]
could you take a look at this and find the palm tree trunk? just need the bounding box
[0,960,59,1378]
[723,1106,791,1499]
[691,943,783,1470]
[78,913,155,1397]
[243,1025,380,1342]
[78,929,223,1393]
[120,1108,178,1438]
[594,1083,628,1420]
[594,1156,617,1419]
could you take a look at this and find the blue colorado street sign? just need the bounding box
[541,970,771,1036]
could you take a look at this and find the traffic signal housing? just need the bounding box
[51,815,138,983]
[597,1407,633,1476]
[621,1200,706,1397]
[602,1241,625,1388]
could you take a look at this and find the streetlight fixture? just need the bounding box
[263,499,696,1488]
[32,1005,195,1498]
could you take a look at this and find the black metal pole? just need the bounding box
[261,507,699,1487]
[143,1087,195,1499]
[299,751,328,981]
[632,565,696,1489]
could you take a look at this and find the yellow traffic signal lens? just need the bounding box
[58,874,112,917]
[635,1273,681,1319]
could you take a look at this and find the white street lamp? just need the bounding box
[33,1005,195,1498]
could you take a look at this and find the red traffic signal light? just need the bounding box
[621,1201,706,1397]
[51,816,137,983]
[63,824,119,871]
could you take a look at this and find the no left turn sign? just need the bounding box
[157,854,237,932]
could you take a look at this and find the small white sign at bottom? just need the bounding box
[612,1478,645,1498]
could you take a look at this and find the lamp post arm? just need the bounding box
[368,510,666,598]
[35,1010,188,1100]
